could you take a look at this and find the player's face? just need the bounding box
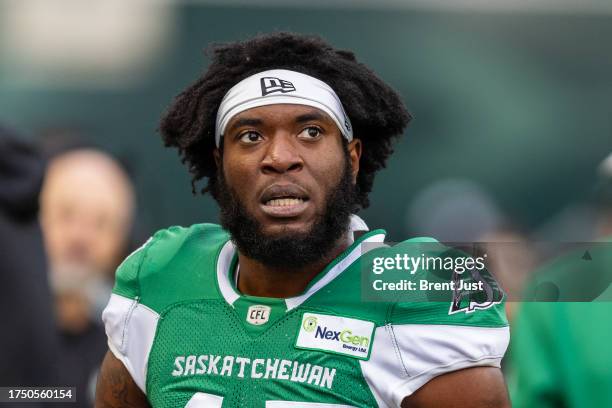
[218,104,360,238]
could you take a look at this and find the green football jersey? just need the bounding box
[102,217,508,407]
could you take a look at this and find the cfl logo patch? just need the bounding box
[246,305,271,325]
[260,77,296,96]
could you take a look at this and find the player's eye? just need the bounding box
[298,126,323,140]
[238,131,263,144]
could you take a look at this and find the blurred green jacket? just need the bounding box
[509,243,612,408]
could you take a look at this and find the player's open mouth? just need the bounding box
[260,198,309,217]
[259,184,310,218]
[265,197,305,206]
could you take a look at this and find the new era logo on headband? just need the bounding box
[344,118,351,132]
[260,77,296,96]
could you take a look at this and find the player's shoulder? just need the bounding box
[354,236,509,405]
[139,223,228,272]
[329,234,507,328]
[392,237,507,328]
[112,223,230,312]
[305,234,509,405]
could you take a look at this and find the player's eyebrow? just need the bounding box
[294,112,330,124]
[227,117,263,133]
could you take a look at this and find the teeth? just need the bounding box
[266,198,304,207]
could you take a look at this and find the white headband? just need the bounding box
[215,69,353,147]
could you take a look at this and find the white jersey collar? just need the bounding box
[215,214,384,309]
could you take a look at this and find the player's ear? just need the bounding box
[347,138,361,184]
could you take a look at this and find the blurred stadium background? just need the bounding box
[1,0,611,406]
[2,0,611,238]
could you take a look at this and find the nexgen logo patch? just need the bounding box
[295,313,375,360]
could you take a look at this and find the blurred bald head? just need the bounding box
[40,149,135,278]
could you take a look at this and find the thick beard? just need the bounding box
[215,159,357,269]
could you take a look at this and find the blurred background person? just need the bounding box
[406,178,536,322]
[39,146,136,407]
[594,153,612,239]
[406,179,505,243]
[0,125,59,398]
[477,226,536,322]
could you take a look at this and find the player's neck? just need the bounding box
[236,236,350,298]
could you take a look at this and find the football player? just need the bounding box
[95,33,510,408]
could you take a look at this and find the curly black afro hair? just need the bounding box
[160,32,411,209]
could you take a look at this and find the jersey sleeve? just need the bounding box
[101,224,226,394]
[360,300,509,407]
[101,236,160,393]
[359,237,510,407]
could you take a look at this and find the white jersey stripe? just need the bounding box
[216,240,240,306]
[285,232,385,311]
[102,293,160,393]
[360,324,509,407]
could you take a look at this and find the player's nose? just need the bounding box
[260,133,304,174]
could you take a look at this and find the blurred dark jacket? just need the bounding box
[0,126,59,387]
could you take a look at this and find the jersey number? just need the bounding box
[184,392,357,407]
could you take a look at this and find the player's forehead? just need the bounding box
[225,104,336,132]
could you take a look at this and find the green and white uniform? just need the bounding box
[102,216,509,407]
